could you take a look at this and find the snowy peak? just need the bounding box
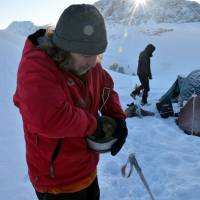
[6,21,47,36]
[95,0,200,24]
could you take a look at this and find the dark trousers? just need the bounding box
[35,177,100,200]
[132,75,149,103]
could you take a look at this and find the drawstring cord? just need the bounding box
[99,87,111,113]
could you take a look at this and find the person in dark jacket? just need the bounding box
[131,44,156,105]
[13,4,128,200]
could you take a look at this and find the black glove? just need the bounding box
[111,119,128,156]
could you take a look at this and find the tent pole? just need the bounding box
[191,95,196,135]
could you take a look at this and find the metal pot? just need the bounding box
[87,116,117,153]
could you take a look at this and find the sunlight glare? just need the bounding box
[135,0,147,8]
[118,47,123,53]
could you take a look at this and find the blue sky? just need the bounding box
[1,0,200,29]
[0,0,97,29]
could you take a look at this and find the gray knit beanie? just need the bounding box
[53,4,107,55]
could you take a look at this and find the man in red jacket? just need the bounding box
[13,4,128,200]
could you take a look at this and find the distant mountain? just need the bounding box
[95,0,200,25]
[6,21,47,36]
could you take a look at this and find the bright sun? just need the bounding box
[135,0,147,7]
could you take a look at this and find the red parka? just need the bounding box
[13,34,125,191]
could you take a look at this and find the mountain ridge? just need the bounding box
[94,0,200,25]
[6,21,47,36]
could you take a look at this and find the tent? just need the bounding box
[156,76,183,118]
[179,70,200,105]
[176,95,200,136]
[157,70,200,118]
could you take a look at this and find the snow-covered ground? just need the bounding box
[0,20,200,200]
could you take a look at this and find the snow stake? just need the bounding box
[121,153,156,200]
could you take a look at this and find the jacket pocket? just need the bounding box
[50,139,62,178]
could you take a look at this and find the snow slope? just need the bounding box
[0,31,36,199]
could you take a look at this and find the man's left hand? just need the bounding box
[111,119,128,156]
